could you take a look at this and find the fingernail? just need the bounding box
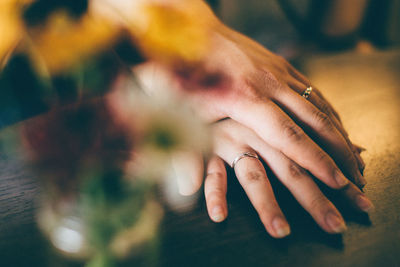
[326,212,347,233]
[355,153,365,172]
[359,156,366,171]
[335,170,349,187]
[354,152,366,173]
[272,217,291,238]
[357,172,367,187]
[211,206,225,222]
[353,168,367,188]
[356,195,374,212]
[354,144,367,153]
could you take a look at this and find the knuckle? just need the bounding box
[330,166,340,182]
[207,172,225,182]
[315,149,329,163]
[205,187,226,200]
[244,82,258,96]
[319,102,331,114]
[342,150,357,166]
[241,82,265,102]
[313,110,332,129]
[333,110,342,121]
[242,170,265,184]
[287,162,307,182]
[281,120,305,142]
[260,70,282,92]
[310,195,330,211]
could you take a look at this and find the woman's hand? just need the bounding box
[135,23,365,191]
[107,0,370,237]
[180,119,374,238]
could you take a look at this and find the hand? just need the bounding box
[134,21,366,191]
[179,119,374,238]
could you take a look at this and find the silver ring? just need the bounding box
[231,152,259,169]
[302,86,313,99]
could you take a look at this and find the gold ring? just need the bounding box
[302,86,313,99]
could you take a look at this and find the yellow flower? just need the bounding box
[0,0,27,67]
[135,2,213,64]
[93,0,217,65]
[28,10,120,74]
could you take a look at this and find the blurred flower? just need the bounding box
[3,1,216,265]
[134,2,213,64]
[107,73,211,181]
[20,76,210,189]
[27,11,120,74]
[20,98,133,196]
[19,83,209,264]
[20,96,165,264]
[110,199,163,259]
[0,0,29,66]
[92,0,216,65]
[36,161,162,263]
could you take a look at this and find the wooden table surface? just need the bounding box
[1,50,399,267]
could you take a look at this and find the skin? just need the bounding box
[128,23,374,236]
[176,120,374,237]
[113,0,373,237]
[164,22,367,189]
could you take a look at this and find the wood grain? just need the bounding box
[1,50,399,267]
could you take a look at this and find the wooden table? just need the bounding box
[1,50,399,267]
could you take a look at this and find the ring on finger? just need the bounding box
[302,86,313,99]
[231,151,259,169]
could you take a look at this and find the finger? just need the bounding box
[215,120,373,234]
[287,81,345,135]
[341,181,374,213]
[230,98,349,189]
[287,64,311,86]
[309,90,366,176]
[351,143,366,173]
[267,156,347,233]
[353,144,366,153]
[351,145,366,174]
[213,135,290,238]
[288,80,345,130]
[238,126,347,233]
[205,156,228,222]
[290,81,366,183]
[273,84,366,187]
[287,66,344,123]
[171,150,204,196]
[234,155,290,238]
[288,81,351,145]
[244,119,371,216]
[312,88,343,123]
[284,66,365,176]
